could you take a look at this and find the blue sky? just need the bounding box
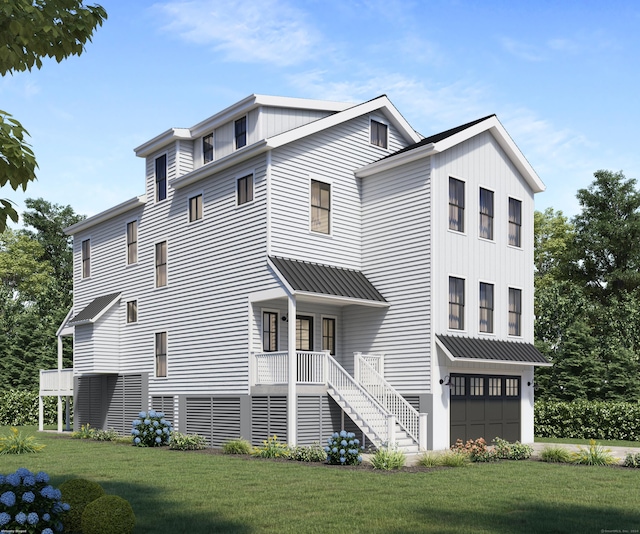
[2,0,639,222]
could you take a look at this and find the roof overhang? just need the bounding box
[64,195,146,235]
[56,308,75,337]
[68,293,121,326]
[436,334,552,367]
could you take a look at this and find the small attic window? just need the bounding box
[370,120,388,149]
[203,133,213,163]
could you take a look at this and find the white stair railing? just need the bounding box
[354,353,426,448]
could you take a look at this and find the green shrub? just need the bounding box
[289,442,327,462]
[72,423,95,439]
[169,431,207,451]
[81,495,135,534]
[571,439,616,466]
[369,445,406,470]
[253,435,289,458]
[535,400,640,441]
[438,451,471,467]
[0,426,45,454]
[324,431,362,465]
[623,452,640,468]
[451,438,497,462]
[59,478,106,533]
[492,437,533,460]
[91,428,120,441]
[0,389,60,426]
[131,410,172,447]
[222,437,253,455]
[417,452,440,467]
[539,445,573,463]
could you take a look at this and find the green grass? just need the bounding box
[2,428,640,533]
[535,436,640,448]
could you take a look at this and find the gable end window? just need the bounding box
[127,221,137,264]
[235,117,247,149]
[479,187,494,240]
[509,288,522,336]
[203,133,214,164]
[509,198,522,247]
[155,332,167,378]
[155,241,167,288]
[449,178,465,232]
[189,194,203,222]
[237,175,254,205]
[479,282,494,333]
[81,239,90,278]
[262,311,278,352]
[370,120,388,149]
[127,300,138,324]
[310,180,331,234]
[155,155,167,202]
[449,277,465,330]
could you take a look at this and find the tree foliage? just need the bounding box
[0,0,107,231]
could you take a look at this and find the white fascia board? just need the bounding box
[267,257,296,297]
[134,128,192,158]
[294,291,390,308]
[64,195,146,235]
[433,116,545,193]
[356,143,436,178]
[171,140,269,190]
[56,308,75,337]
[267,96,422,149]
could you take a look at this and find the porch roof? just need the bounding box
[269,256,386,304]
[68,292,121,326]
[436,335,551,366]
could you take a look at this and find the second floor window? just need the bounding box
[189,194,203,222]
[155,241,167,288]
[449,277,465,330]
[127,300,138,323]
[449,177,464,232]
[235,117,247,149]
[509,288,522,336]
[237,175,254,205]
[509,197,522,247]
[155,154,167,202]
[203,133,213,163]
[479,282,494,333]
[127,221,137,264]
[155,332,167,378]
[81,239,90,278]
[311,180,330,234]
[370,120,388,149]
[479,187,494,240]
[262,311,278,352]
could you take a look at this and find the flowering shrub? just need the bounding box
[131,410,172,447]
[0,467,69,533]
[324,431,362,465]
[289,442,327,462]
[0,427,45,454]
[451,438,497,462]
[169,431,207,451]
[253,435,290,458]
[493,437,533,460]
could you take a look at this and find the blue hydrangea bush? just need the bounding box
[0,467,69,534]
[324,431,363,465]
[131,410,172,447]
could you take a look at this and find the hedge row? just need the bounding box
[0,389,65,426]
[535,400,640,441]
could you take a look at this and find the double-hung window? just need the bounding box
[310,180,330,234]
[155,241,167,288]
[479,187,494,240]
[237,174,253,205]
[189,194,203,222]
[509,288,522,336]
[235,117,247,149]
[296,315,314,351]
[155,332,167,378]
[508,198,522,247]
[155,155,167,202]
[203,133,214,164]
[479,282,494,333]
[81,239,90,278]
[449,178,465,232]
[127,221,137,264]
[127,300,138,324]
[322,317,336,355]
[370,120,388,149]
[262,311,278,352]
[449,277,465,330]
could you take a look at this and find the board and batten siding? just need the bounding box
[269,114,409,269]
[350,156,432,394]
[430,130,535,342]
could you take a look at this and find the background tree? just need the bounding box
[0,0,106,230]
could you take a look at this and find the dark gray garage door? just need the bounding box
[450,374,521,446]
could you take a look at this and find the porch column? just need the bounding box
[287,295,297,446]
[57,335,63,432]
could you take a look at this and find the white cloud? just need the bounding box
[153,0,323,67]
[499,37,545,62]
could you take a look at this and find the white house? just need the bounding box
[41,94,550,451]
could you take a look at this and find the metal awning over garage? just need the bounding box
[436,335,551,366]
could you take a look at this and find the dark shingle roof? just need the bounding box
[68,292,121,325]
[437,334,550,365]
[270,257,386,302]
[383,114,496,160]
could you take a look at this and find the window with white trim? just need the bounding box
[237,174,253,205]
[203,133,213,164]
[370,119,388,149]
[127,300,138,324]
[155,154,167,202]
[82,239,90,278]
[155,332,167,377]
[262,311,278,352]
[189,194,203,222]
[509,287,522,336]
[322,317,336,355]
[296,315,313,351]
[479,282,494,333]
[155,241,167,288]
[449,177,465,232]
[509,198,522,247]
[235,117,247,149]
[479,187,494,240]
[449,277,465,330]
[310,180,330,234]
[127,221,137,264]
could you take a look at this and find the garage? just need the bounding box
[449,373,521,445]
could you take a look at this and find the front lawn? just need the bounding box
[2,429,639,533]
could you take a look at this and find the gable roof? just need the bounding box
[356,115,545,193]
[436,334,551,366]
[269,256,387,306]
[68,292,121,326]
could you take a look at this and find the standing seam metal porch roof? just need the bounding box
[68,292,121,325]
[436,334,550,365]
[269,257,386,303]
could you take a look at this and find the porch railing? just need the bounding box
[253,351,329,385]
[39,369,74,395]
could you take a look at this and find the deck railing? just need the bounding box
[39,369,74,395]
[253,351,330,385]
